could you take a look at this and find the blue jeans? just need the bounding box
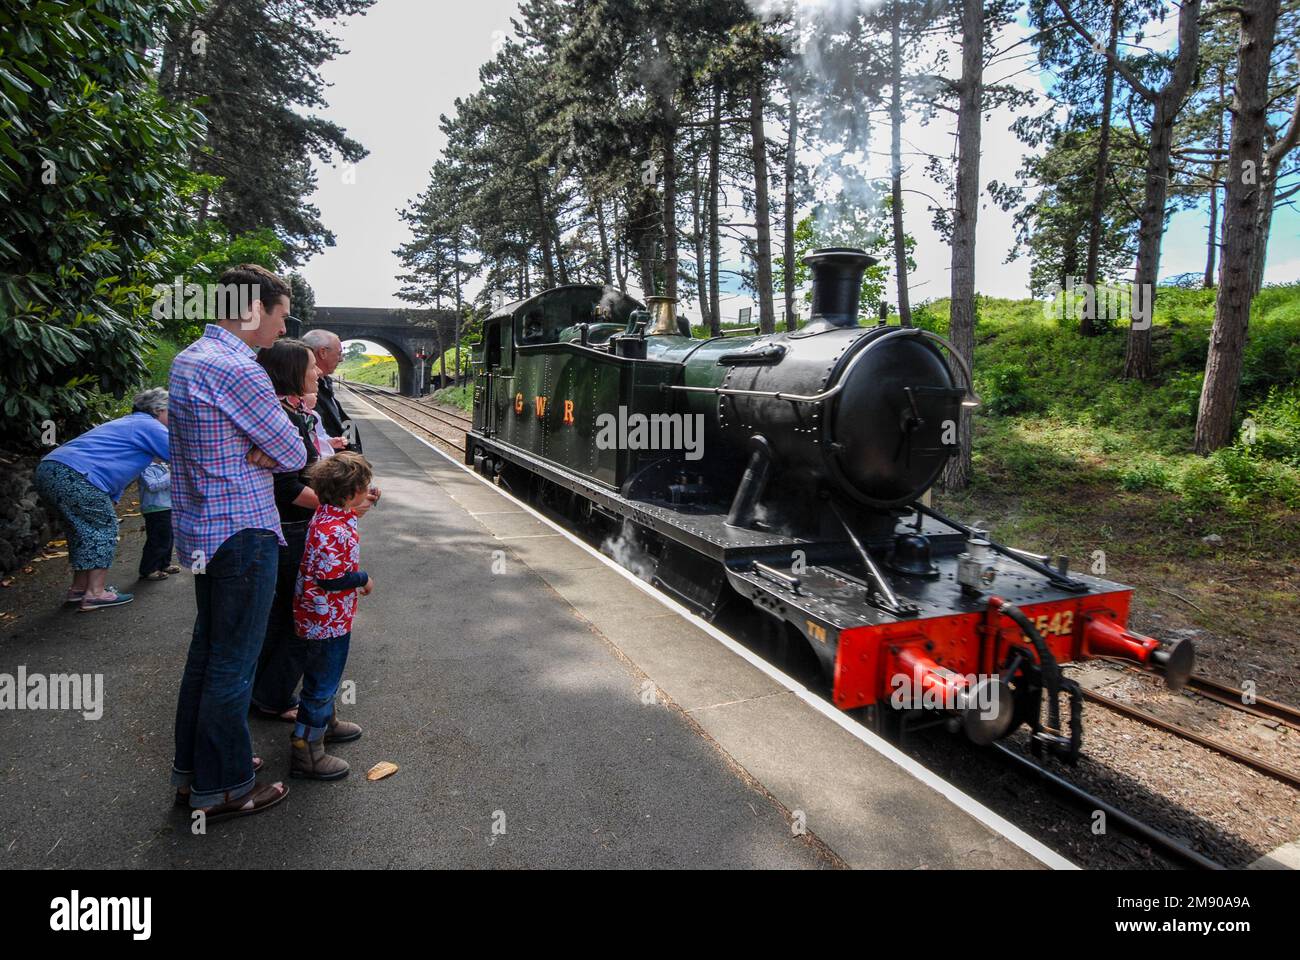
[171,528,280,808]
[252,520,309,713]
[293,632,351,742]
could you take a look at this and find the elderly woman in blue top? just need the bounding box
[33,388,171,611]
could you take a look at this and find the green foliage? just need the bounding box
[337,353,398,388]
[1117,460,1171,492]
[156,0,374,263]
[983,364,1037,416]
[1245,386,1300,466]
[439,338,477,378]
[998,125,1145,299]
[150,218,287,341]
[932,284,1300,518]
[774,212,909,318]
[0,0,206,450]
[908,301,947,333]
[432,383,473,412]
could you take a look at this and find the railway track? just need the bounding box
[989,744,1225,870]
[343,381,473,431]
[341,381,470,455]
[1082,681,1300,791]
[1185,673,1300,729]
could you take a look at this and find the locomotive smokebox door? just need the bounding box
[830,344,963,509]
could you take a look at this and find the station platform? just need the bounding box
[0,395,1067,869]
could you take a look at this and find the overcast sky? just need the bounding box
[299,0,1298,318]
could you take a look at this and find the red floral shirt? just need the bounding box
[294,504,364,639]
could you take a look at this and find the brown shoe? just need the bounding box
[325,713,362,744]
[195,781,289,824]
[290,736,350,781]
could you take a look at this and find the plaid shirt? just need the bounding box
[169,325,308,565]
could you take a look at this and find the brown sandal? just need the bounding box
[174,756,265,808]
[252,704,300,723]
[194,781,290,824]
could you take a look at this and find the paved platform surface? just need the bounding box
[0,396,1055,869]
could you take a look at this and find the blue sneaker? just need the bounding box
[79,588,134,612]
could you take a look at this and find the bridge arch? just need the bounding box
[304,306,459,397]
[339,335,413,393]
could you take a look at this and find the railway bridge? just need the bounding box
[304,306,461,396]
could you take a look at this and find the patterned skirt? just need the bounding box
[33,460,119,570]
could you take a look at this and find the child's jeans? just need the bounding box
[293,632,351,742]
[139,509,174,576]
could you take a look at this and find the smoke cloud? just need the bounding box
[601,520,657,582]
[745,1,892,240]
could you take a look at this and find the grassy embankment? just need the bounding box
[918,285,1300,695]
[336,352,399,387]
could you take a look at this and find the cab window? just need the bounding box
[485,320,502,368]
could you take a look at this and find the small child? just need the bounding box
[138,460,180,580]
[289,451,375,780]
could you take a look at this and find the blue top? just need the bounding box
[138,462,172,512]
[43,412,170,501]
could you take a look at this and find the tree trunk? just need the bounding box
[1249,169,1277,296]
[1124,99,1179,380]
[553,222,570,285]
[634,189,659,297]
[1196,0,1279,454]
[1205,68,1225,289]
[613,196,628,292]
[661,122,678,301]
[889,1,913,327]
[452,233,464,384]
[691,148,710,324]
[942,0,982,492]
[1204,182,1220,289]
[783,81,798,332]
[1082,0,1120,333]
[1250,65,1300,295]
[1124,1,1201,379]
[1055,0,1201,377]
[708,81,723,336]
[530,173,557,288]
[596,199,612,286]
[750,77,776,335]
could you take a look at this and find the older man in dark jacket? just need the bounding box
[301,329,362,454]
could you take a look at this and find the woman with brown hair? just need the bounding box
[249,338,326,722]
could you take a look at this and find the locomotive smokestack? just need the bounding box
[803,247,878,330]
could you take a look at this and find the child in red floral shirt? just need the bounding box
[290,452,374,780]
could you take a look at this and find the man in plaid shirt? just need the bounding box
[168,264,307,822]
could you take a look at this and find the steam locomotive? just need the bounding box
[467,248,1193,760]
